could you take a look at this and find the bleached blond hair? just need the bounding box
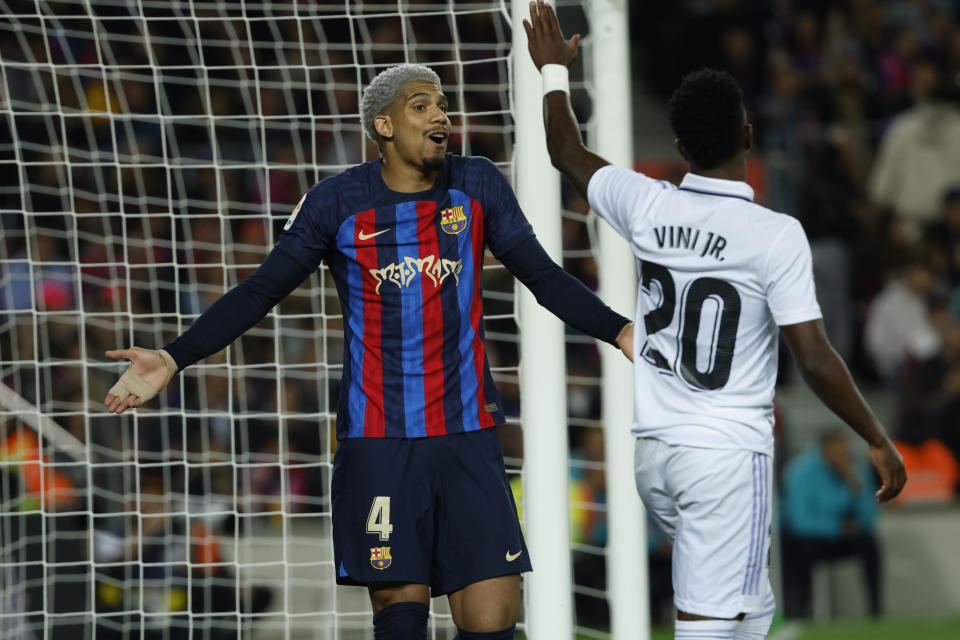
[361,64,442,144]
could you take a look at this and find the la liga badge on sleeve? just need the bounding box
[370,546,392,570]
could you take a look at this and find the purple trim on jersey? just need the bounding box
[450,188,482,432]
[744,453,760,594]
[678,186,753,202]
[337,216,367,439]
[395,201,427,438]
[743,453,769,595]
[754,455,770,594]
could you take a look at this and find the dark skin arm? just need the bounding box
[781,319,907,503]
[523,0,608,199]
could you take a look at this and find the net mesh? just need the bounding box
[0,2,528,638]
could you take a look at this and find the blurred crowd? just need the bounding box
[5,0,960,632]
[633,0,960,497]
[0,6,515,636]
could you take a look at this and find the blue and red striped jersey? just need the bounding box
[276,155,533,439]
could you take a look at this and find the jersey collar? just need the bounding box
[678,173,754,202]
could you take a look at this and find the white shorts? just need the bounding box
[634,438,772,618]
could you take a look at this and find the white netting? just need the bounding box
[0,2,523,638]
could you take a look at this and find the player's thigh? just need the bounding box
[431,428,531,596]
[447,574,521,632]
[331,437,434,588]
[666,447,773,619]
[368,582,430,613]
[634,437,679,541]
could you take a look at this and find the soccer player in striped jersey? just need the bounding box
[524,2,906,639]
[104,63,633,640]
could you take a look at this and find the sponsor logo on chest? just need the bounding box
[369,255,462,294]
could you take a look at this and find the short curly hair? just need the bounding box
[668,69,745,170]
[361,64,442,144]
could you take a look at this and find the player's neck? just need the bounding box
[690,154,747,183]
[379,155,439,193]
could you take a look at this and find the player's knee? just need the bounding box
[368,583,430,612]
[454,626,516,640]
[454,608,517,635]
[372,601,429,640]
[453,597,518,635]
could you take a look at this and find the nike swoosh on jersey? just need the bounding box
[358,228,390,240]
[505,550,522,562]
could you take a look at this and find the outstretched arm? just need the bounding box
[523,0,609,199]
[500,235,633,360]
[104,246,313,414]
[781,320,907,502]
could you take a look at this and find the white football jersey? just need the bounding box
[588,167,822,455]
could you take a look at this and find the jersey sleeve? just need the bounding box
[586,165,665,239]
[477,158,535,258]
[274,180,339,269]
[764,219,822,326]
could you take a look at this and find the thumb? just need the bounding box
[105,349,135,361]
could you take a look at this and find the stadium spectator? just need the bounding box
[94,472,271,639]
[864,252,942,381]
[781,429,881,618]
[889,437,960,502]
[928,365,960,472]
[867,51,960,236]
[795,126,863,360]
[923,186,960,291]
[0,230,75,314]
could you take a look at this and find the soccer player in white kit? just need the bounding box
[523,3,907,639]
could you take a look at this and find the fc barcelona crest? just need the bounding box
[440,205,468,235]
[370,546,392,570]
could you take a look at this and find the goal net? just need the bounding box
[0,1,632,638]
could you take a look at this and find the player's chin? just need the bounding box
[421,152,446,171]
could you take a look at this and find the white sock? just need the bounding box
[734,591,776,639]
[675,618,737,640]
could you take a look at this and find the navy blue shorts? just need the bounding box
[331,427,531,595]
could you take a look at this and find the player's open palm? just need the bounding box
[523,0,580,70]
[104,347,177,414]
[869,439,907,503]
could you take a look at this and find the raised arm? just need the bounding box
[104,246,313,414]
[780,320,907,502]
[522,0,609,199]
[499,235,633,360]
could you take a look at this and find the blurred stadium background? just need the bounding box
[2,0,960,638]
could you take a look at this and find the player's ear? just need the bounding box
[675,138,689,162]
[374,114,394,140]
[744,123,754,152]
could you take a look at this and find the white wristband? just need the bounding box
[541,64,569,96]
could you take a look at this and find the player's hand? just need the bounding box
[104,347,178,414]
[616,322,634,362]
[868,437,907,503]
[523,0,580,71]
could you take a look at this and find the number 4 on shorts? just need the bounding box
[366,496,394,541]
